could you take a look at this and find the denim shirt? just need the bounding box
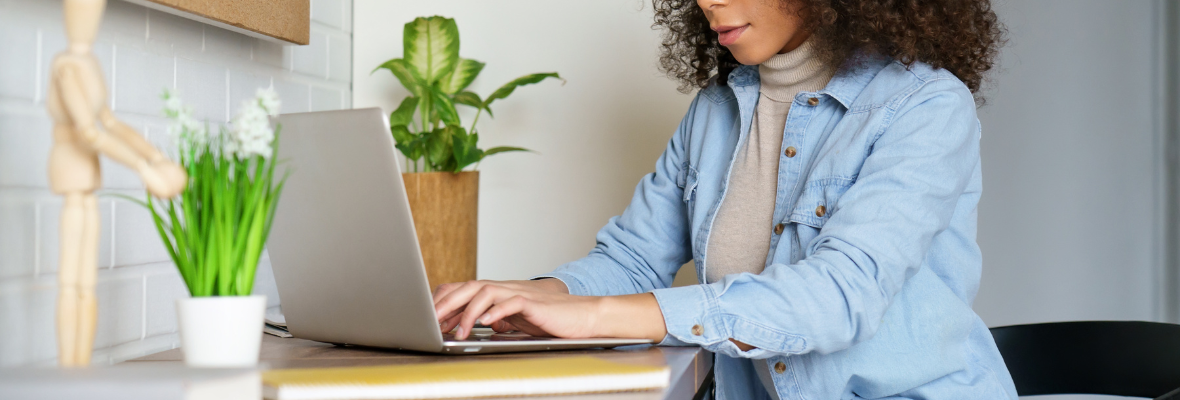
[537,56,1018,399]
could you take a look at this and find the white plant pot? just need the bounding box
[176,295,266,367]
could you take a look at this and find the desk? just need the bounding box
[127,335,713,400]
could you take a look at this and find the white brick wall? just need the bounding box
[0,0,353,366]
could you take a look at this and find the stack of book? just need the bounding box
[264,306,292,338]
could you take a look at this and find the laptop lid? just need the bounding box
[268,108,444,352]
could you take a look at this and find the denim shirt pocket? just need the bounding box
[788,178,854,256]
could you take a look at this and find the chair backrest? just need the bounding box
[990,321,1180,397]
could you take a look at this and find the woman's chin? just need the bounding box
[728,47,776,66]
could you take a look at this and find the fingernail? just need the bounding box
[477,314,490,325]
[456,325,465,338]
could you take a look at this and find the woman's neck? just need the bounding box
[758,39,834,102]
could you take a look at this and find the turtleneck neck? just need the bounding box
[757,38,834,103]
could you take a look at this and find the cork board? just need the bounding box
[123,0,309,45]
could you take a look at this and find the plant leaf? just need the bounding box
[391,124,416,146]
[453,91,492,118]
[452,91,481,108]
[373,58,425,97]
[418,83,434,129]
[432,87,460,126]
[396,135,426,161]
[483,146,533,157]
[104,193,150,209]
[403,16,460,85]
[437,58,485,94]
[389,96,419,127]
[425,126,455,170]
[484,73,562,108]
[451,128,483,172]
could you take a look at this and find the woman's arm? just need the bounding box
[433,276,669,340]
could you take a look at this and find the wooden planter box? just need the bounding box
[402,171,478,291]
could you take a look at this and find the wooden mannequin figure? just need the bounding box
[46,0,187,367]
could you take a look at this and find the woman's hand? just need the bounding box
[433,279,567,334]
[432,279,667,342]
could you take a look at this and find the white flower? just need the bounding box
[256,87,281,116]
[228,88,281,159]
[163,92,183,117]
[161,90,207,156]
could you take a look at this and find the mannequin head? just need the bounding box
[63,0,105,54]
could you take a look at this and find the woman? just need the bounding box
[434,0,1014,398]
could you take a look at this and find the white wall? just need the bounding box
[0,0,352,366]
[973,0,1166,329]
[353,0,695,281]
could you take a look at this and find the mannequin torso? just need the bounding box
[46,52,106,194]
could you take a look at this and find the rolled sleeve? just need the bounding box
[652,284,720,346]
[653,282,807,358]
[529,272,590,296]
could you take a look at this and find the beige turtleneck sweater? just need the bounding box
[704,39,834,398]
[705,39,834,283]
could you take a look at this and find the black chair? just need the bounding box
[990,321,1180,399]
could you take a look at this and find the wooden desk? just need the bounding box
[127,335,713,399]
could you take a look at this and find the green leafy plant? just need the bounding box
[374,16,562,173]
[126,89,287,297]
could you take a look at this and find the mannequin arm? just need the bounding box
[57,66,150,171]
[98,107,166,163]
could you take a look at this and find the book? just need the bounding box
[264,323,293,338]
[0,364,259,400]
[265,306,288,329]
[262,355,670,400]
[263,305,292,338]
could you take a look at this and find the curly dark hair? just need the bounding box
[653,0,1005,95]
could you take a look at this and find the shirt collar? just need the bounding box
[726,53,891,109]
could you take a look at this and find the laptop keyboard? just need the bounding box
[443,328,550,342]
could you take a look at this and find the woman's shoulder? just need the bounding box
[689,59,972,112]
[852,57,975,114]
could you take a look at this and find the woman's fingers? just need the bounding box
[434,281,494,322]
[432,282,462,303]
[440,313,462,334]
[436,303,467,326]
[476,296,529,329]
[455,286,521,339]
[433,280,567,338]
[490,319,517,333]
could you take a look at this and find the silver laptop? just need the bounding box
[267,108,653,354]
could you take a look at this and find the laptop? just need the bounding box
[267,108,653,354]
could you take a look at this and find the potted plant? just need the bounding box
[374,16,561,290]
[131,88,286,367]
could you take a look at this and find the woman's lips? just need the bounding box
[715,25,749,46]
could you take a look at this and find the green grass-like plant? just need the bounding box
[127,89,287,297]
[374,16,563,173]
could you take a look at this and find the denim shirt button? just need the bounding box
[807,97,819,106]
[691,324,704,336]
[774,361,787,374]
[774,223,785,235]
[815,205,827,217]
[784,146,797,158]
